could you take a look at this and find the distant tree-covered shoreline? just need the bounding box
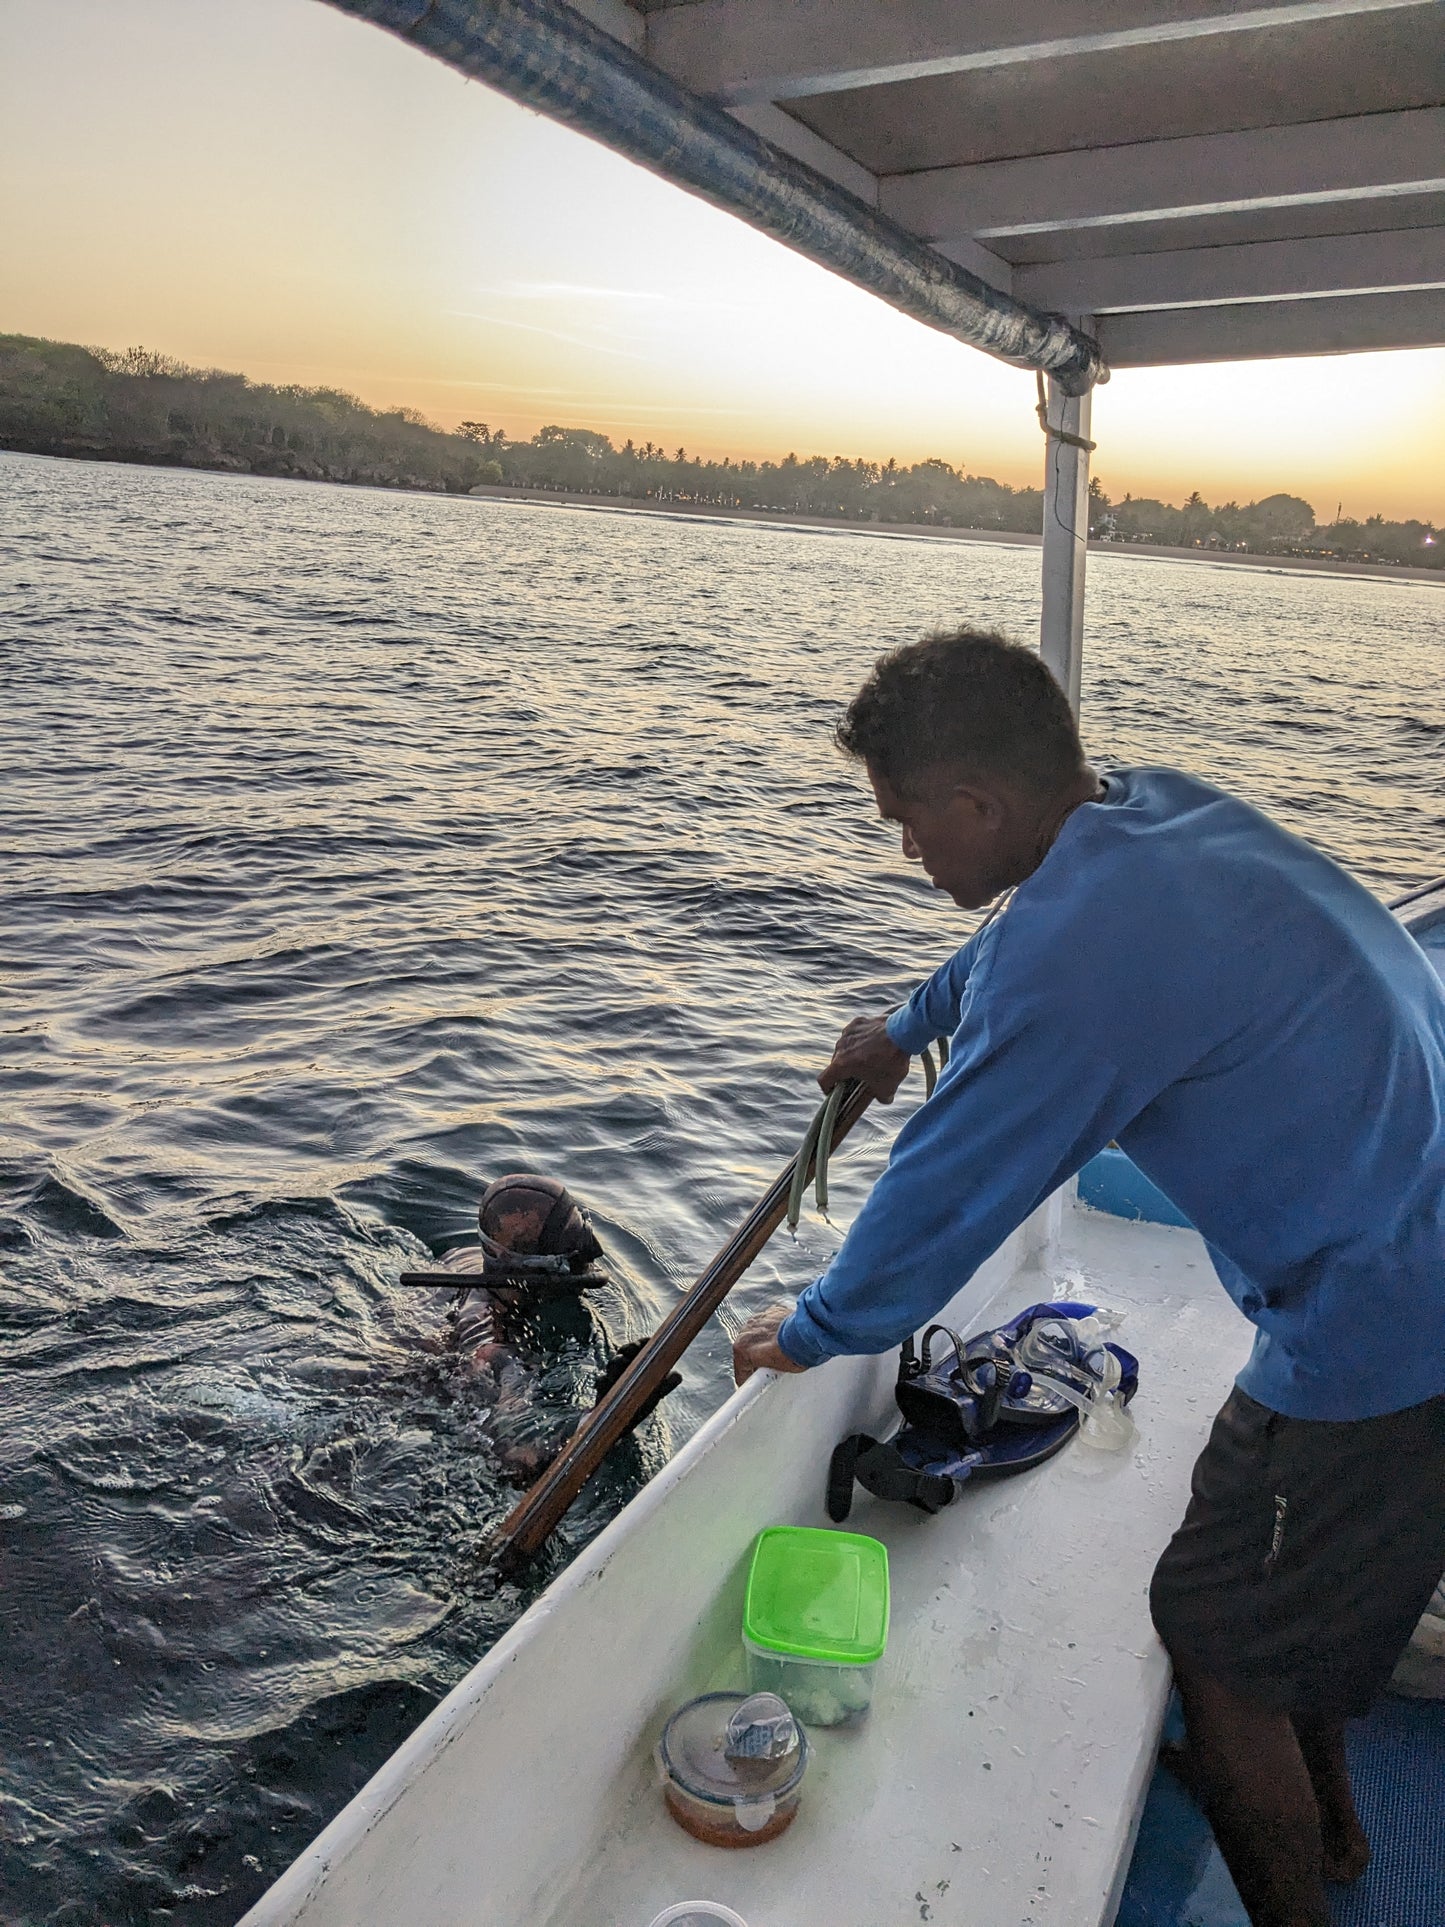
[2,334,1438,570]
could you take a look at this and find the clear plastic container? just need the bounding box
[657,1692,808,1848]
[646,1907,748,1927]
[742,1638,878,1727]
[742,1526,889,1727]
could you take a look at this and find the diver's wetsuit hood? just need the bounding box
[476,1173,605,1290]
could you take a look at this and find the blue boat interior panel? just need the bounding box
[1078,1146,1193,1229]
[1116,1695,1445,1927]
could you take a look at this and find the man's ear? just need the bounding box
[947,780,1007,825]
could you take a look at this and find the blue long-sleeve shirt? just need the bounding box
[778,768,1445,1421]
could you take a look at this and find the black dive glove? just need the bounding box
[594,1340,682,1430]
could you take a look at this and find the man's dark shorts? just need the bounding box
[1150,1385,1445,1718]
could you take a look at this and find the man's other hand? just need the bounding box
[819,1013,911,1103]
[733,1306,810,1387]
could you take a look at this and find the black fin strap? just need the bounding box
[974,1360,1003,1437]
[857,1440,956,1514]
[827,1434,869,1522]
[828,1434,956,1518]
[920,1323,970,1378]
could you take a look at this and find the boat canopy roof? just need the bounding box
[608,0,1445,370]
[336,0,1444,384]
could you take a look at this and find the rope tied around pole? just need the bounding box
[1036,371,1097,453]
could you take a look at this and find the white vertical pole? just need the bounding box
[1038,366,1093,717]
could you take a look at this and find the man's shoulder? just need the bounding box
[1073,766,1330,893]
[1019,764,1411,998]
[1033,765,1263,913]
[1000,766,1353,990]
[1093,764,1249,828]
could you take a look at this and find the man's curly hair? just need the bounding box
[835,627,1084,799]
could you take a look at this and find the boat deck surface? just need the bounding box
[551,1205,1250,1927]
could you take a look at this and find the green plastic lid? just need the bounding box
[743,1526,890,1666]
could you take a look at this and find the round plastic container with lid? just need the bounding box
[646,1906,748,1927]
[656,1692,808,1847]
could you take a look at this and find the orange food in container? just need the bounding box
[656,1692,808,1848]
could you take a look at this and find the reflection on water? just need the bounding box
[1,452,1441,1921]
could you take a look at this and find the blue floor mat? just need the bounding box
[1115,1696,1445,1927]
[1332,1696,1445,1927]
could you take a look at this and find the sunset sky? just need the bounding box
[3,0,1442,522]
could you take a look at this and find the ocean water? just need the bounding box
[1,449,1441,1923]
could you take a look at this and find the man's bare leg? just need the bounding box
[1293,1716,1370,1884]
[1172,1660,1330,1927]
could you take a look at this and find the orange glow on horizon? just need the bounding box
[2,0,1442,525]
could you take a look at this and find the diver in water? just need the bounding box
[434,1173,679,1480]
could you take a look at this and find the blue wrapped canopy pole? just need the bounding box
[325,0,1106,395]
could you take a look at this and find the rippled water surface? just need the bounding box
[1,451,1441,1923]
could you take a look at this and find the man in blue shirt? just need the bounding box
[732,630,1445,1927]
